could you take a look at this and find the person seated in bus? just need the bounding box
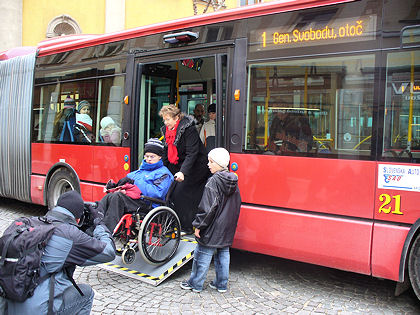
[191,103,205,133]
[199,103,216,153]
[52,95,77,142]
[99,116,121,145]
[74,100,94,143]
[267,110,313,154]
[97,138,174,232]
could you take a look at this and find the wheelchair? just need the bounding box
[112,191,181,266]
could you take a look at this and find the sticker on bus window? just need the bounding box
[378,164,420,192]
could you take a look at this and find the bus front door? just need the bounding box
[133,55,228,169]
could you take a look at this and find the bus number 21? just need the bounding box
[378,194,403,215]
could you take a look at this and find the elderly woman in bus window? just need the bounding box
[100,116,121,145]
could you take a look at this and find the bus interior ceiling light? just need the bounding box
[163,31,199,44]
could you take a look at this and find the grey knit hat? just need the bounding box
[63,96,76,109]
[144,138,164,156]
[77,100,90,113]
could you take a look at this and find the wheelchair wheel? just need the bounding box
[138,206,181,265]
[122,247,136,265]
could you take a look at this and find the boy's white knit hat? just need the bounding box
[208,148,230,169]
[100,116,115,129]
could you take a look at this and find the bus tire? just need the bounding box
[408,233,420,299]
[47,168,79,210]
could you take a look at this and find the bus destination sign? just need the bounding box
[250,15,377,51]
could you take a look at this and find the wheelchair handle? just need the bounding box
[165,180,177,203]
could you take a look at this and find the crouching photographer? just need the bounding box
[5,190,115,315]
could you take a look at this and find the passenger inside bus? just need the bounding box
[200,103,216,153]
[191,103,205,133]
[52,95,77,142]
[99,116,121,145]
[74,100,94,143]
[267,110,313,154]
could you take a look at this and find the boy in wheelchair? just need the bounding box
[96,138,174,232]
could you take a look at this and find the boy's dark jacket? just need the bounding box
[193,170,241,247]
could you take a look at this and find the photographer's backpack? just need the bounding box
[0,216,57,302]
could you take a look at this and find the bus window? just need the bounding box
[33,84,60,142]
[245,54,375,158]
[97,76,125,145]
[33,78,98,143]
[383,50,420,161]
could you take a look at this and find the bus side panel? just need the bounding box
[92,183,109,202]
[233,205,372,275]
[92,146,131,183]
[371,223,409,281]
[32,143,94,177]
[375,189,420,224]
[230,154,376,219]
[374,163,420,224]
[30,175,46,205]
[79,182,93,203]
[31,174,118,205]
[32,143,130,201]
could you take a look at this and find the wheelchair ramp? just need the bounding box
[99,237,196,286]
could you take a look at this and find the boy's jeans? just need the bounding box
[188,243,230,291]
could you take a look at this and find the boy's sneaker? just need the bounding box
[208,282,227,293]
[180,280,201,293]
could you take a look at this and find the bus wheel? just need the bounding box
[47,169,79,210]
[408,233,420,299]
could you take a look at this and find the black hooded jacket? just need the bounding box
[193,170,241,248]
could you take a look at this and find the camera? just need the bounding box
[79,202,95,231]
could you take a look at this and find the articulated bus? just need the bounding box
[1,0,420,298]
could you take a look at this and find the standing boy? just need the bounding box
[180,147,241,293]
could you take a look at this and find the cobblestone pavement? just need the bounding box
[1,197,420,314]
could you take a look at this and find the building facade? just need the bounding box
[0,0,264,52]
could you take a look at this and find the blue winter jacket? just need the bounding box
[127,159,174,202]
[6,206,115,315]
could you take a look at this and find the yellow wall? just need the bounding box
[125,0,238,30]
[22,0,240,47]
[22,0,106,46]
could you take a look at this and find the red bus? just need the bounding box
[1,0,420,298]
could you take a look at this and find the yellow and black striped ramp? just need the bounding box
[99,237,197,286]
